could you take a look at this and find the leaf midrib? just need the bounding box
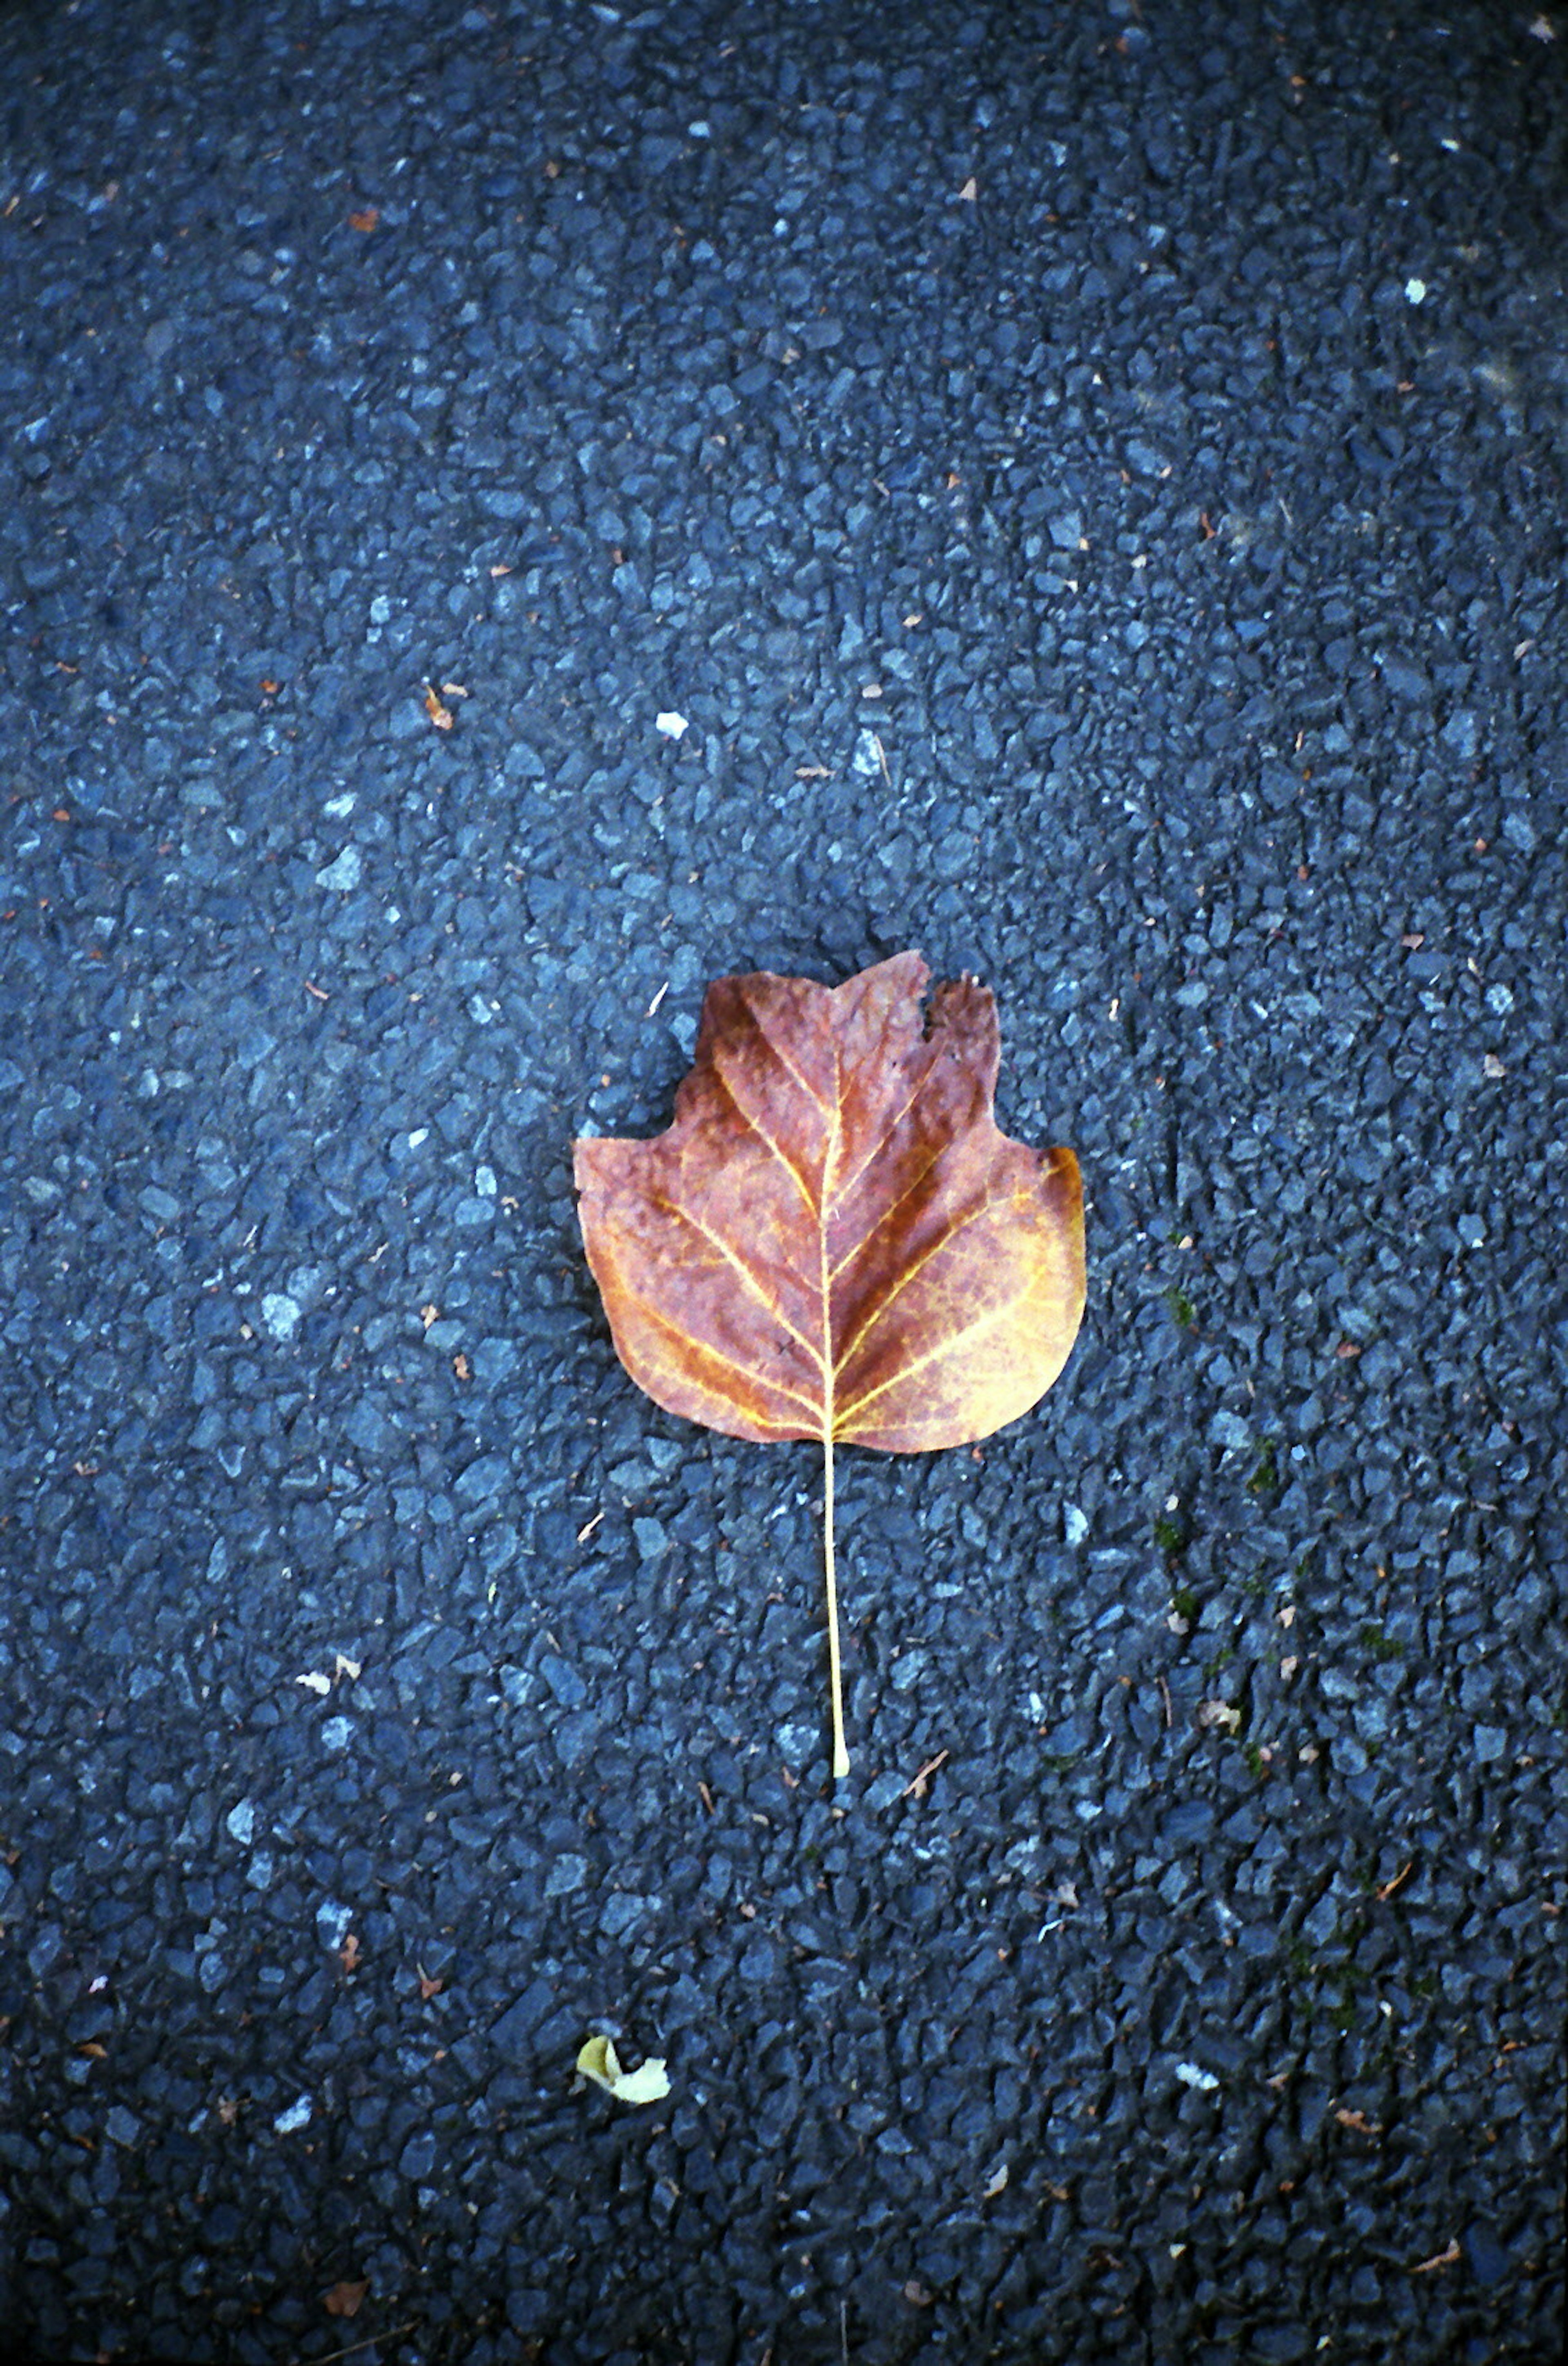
[705,1022,996,1436]
[696,1013,1000,1438]
[819,1045,842,1445]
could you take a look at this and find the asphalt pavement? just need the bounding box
[1,1,1564,2361]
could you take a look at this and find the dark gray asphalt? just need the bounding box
[1,2,1564,2361]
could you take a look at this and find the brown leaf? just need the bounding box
[423,683,454,731]
[575,954,1082,1452]
[574,952,1085,1771]
[323,2279,369,2318]
[337,1932,361,1974]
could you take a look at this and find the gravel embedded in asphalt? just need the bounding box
[1,1,1564,2360]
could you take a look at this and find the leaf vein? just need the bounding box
[830,1066,931,1206]
[834,1192,1004,1372]
[827,1138,948,1283]
[834,1291,1019,1431]
[620,1273,826,1428]
[650,1195,826,1373]
[712,1058,820,1216]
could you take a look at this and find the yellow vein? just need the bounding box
[751,1000,835,1120]
[833,1191,1002,1374]
[820,1044,842,1443]
[826,1138,948,1283]
[830,1064,932,1205]
[712,1056,820,1217]
[621,1273,825,1426]
[835,1292,1017,1429]
[651,1193,826,1373]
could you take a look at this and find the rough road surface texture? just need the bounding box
[2,2,1564,2362]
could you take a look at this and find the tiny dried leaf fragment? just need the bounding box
[575,2035,671,2105]
[573,951,1085,1776]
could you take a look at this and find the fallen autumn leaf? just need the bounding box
[573,950,1085,1776]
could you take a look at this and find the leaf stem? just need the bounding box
[824,1430,849,1778]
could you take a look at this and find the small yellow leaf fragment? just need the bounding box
[1198,1699,1243,1733]
[575,2035,671,2106]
